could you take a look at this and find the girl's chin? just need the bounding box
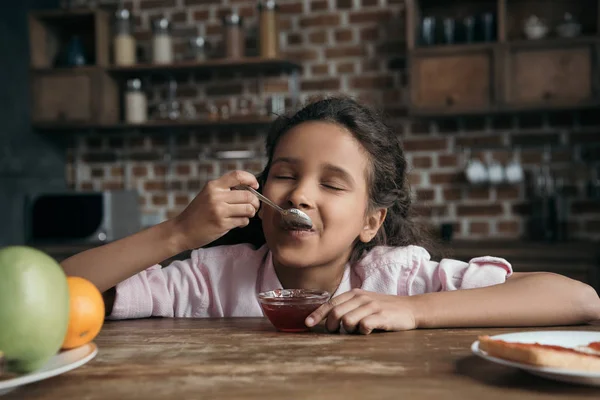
[272,249,316,269]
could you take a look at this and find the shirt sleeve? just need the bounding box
[406,246,513,296]
[106,252,210,320]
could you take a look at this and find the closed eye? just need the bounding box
[322,184,344,191]
[275,175,295,180]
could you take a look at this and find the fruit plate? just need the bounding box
[0,342,97,396]
[471,331,600,387]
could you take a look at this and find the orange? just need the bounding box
[61,276,105,350]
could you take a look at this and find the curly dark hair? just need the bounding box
[207,96,437,263]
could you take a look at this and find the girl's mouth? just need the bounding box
[280,223,316,237]
[282,226,314,233]
[283,228,316,239]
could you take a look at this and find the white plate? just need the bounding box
[0,342,98,396]
[472,330,600,386]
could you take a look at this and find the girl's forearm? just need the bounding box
[409,272,600,329]
[60,219,186,293]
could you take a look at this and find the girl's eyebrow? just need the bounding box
[271,157,356,187]
[271,157,298,166]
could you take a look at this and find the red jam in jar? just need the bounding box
[257,289,329,332]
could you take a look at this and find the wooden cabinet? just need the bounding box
[29,9,117,125]
[405,0,600,116]
[28,9,110,69]
[411,50,494,113]
[31,68,119,125]
[506,45,594,106]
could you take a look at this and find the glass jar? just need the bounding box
[152,17,173,64]
[113,8,136,66]
[189,36,207,62]
[222,12,244,59]
[125,78,148,124]
[258,0,278,58]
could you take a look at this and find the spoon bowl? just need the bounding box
[233,185,313,230]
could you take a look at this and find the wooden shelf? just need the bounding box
[410,100,600,117]
[30,8,101,19]
[508,35,600,49]
[411,36,600,57]
[413,42,497,56]
[33,116,277,132]
[27,8,299,133]
[106,58,301,77]
[30,66,101,73]
[30,58,301,76]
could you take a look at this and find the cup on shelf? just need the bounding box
[266,94,285,115]
[556,13,581,38]
[465,158,487,184]
[182,100,197,120]
[237,98,250,116]
[443,18,455,44]
[463,16,475,43]
[480,12,496,42]
[505,155,524,184]
[220,104,230,120]
[421,16,436,46]
[524,15,549,40]
[206,102,219,121]
[487,161,504,185]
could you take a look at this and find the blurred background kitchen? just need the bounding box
[1,0,599,290]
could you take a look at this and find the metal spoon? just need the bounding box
[233,185,313,230]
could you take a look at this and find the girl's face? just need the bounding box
[260,121,385,270]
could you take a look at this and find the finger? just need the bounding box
[338,303,381,334]
[358,314,384,335]
[227,204,257,218]
[220,170,259,190]
[226,217,251,229]
[305,292,356,327]
[224,190,260,210]
[325,297,372,333]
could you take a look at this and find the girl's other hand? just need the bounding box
[305,289,417,335]
[172,170,260,251]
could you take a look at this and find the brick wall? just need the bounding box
[66,0,600,241]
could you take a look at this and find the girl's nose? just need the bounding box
[286,182,315,211]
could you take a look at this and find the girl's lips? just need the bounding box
[283,229,317,239]
[279,219,316,231]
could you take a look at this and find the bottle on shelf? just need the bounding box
[113,8,136,66]
[222,9,244,59]
[125,78,148,124]
[258,0,279,58]
[152,17,174,64]
[189,23,208,62]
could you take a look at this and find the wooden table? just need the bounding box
[5,319,600,399]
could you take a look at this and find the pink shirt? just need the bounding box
[108,244,512,320]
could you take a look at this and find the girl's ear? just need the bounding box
[359,208,387,243]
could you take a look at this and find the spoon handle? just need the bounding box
[233,185,285,213]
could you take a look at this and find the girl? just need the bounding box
[62,97,600,334]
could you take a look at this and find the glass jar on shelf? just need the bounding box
[113,8,136,66]
[222,10,244,59]
[258,0,279,58]
[189,23,209,62]
[152,17,173,64]
[125,78,148,124]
